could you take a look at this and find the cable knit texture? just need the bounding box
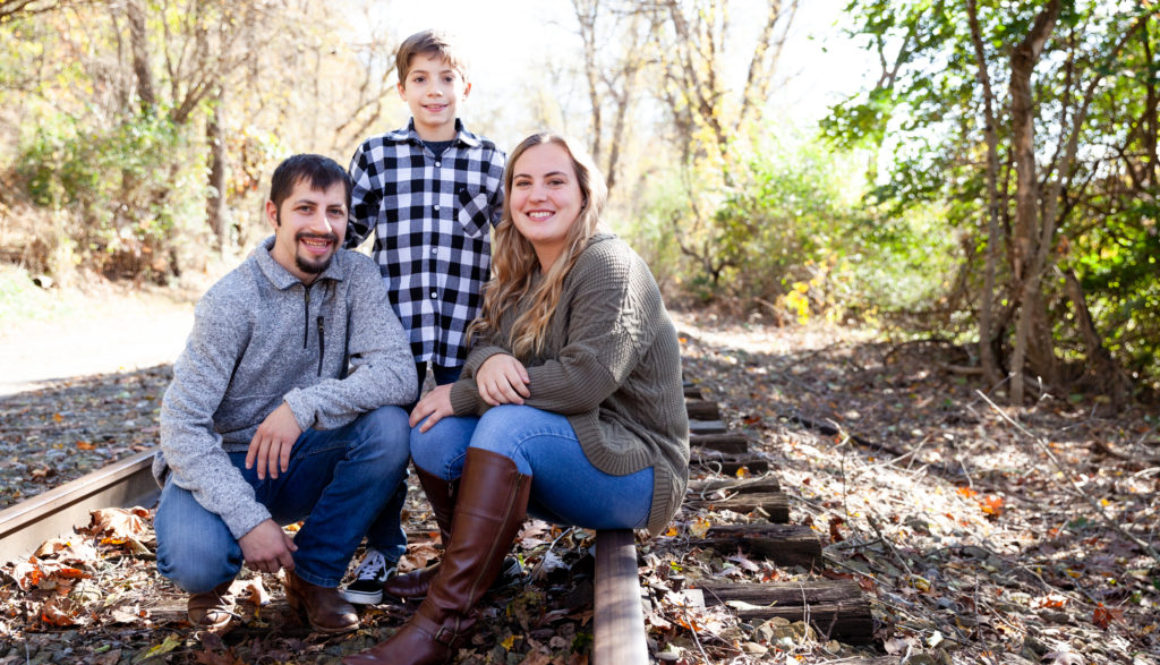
[155,237,418,540]
[450,234,689,535]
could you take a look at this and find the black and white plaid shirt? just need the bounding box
[346,119,505,367]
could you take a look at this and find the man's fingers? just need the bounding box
[245,440,259,471]
[279,440,292,474]
[252,439,269,479]
[277,548,295,571]
[265,439,282,479]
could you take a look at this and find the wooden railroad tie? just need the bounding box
[667,380,877,645]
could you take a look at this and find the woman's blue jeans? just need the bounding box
[155,405,411,592]
[411,405,653,530]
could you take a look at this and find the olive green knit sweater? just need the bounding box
[450,234,689,535]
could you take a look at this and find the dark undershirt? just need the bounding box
[423,139,454,156]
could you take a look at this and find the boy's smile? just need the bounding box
[398,53,471,142]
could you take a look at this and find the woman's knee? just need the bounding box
[409,416,475,479]
[469,406,572,471]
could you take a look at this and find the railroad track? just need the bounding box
[0,449,158,563]
[0,383,880,664]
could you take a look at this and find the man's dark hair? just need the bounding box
[269,154,351,211]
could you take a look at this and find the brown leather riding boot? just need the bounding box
[382,467,456,599]
[343,449,531,665]
[284,570,360,634]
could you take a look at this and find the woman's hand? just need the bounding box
[410,383,455,432]
[476,354,531,406]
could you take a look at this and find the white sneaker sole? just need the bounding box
[339,586,384,605]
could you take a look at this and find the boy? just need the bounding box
[342,30,506,604]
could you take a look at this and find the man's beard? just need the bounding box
[295,230,339,275]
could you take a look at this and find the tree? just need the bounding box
[649,0,800,289]
[827,0,1158,402]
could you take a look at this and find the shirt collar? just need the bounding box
[255,235,346,290]
[396,118,481,149]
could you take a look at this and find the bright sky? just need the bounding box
[357,0,873,147]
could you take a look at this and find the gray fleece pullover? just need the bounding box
[154,236,417,539]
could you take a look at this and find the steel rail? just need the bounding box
[0,448,159,563]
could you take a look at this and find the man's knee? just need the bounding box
[351,405,410,468]
[156,527,238,593]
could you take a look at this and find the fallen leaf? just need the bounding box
[1092,603,1123,629]
[133,634,183,664]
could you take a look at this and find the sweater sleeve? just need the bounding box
[344,142,378,249]
[282,257,418,429]
[159,291,271,540]
[521,245,660,414]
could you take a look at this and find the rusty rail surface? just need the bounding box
[0,448,159,563]
[593,529,648,665]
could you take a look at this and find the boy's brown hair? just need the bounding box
[396,30,467,86]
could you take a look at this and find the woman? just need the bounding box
[343,133,689,665]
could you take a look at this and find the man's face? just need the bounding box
[397,53,471,141]
[265,178,348,284]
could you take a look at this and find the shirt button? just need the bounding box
[430,291,437,298]
[434,205,440,211]
[435,161,442,167]
[431,248,438,254]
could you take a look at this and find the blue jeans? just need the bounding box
[155,405,411,592]
[411,405,653,530]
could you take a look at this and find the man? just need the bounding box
[152,154,417,633]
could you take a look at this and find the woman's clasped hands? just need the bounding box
[410,354,530,432]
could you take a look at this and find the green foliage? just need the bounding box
[16,111,204,280]
[825,0,1160,395]
[636,128,959,324]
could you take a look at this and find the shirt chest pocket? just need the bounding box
[456,187,492,239]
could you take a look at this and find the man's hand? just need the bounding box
[475,354,530,406]
[246,402,302,480]
[410,384,455,433]
[238,519,297,574]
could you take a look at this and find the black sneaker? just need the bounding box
[340,548,395,605]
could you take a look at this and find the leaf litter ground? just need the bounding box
[2,315,1158,664]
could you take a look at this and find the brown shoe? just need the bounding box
[187,581,234,629]
[284,570,359,634]
[344,448,531,665]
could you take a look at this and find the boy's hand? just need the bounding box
[476,355,530,406]
[246,402,302,480]
[239,519,297,573]
[410,384,454,432]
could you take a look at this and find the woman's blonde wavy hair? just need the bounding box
[469,133,608,359]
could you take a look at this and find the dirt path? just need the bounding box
[0,292,194,396]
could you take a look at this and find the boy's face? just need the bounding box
[398,52,471,142]
[265,178,348,285]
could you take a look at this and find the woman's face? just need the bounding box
[509,142,584,270]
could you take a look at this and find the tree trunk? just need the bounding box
[1061,268,1127,407]
[125,0,155,111]
[206,87,227,251]
[966,0,1002,388]
[1007,0,1060,404]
